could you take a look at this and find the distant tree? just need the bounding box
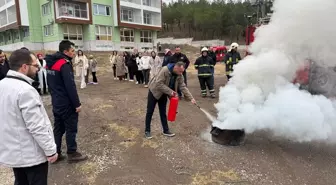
[161,0,258,42]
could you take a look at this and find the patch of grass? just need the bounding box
[108,123,140,140]
[191,170,240,185]
[141,138,160,149]
[93,104,114,113]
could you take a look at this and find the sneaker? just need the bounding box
[144,85,148,88]
[145,132,152,139]
[135,81,139,84]
[93,82,98,85]
[163,131,175,137]
[124,79,128,81]
[129,80,134,82]
[210,94,216,98]
[67,152,88,163]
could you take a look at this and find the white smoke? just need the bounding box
[213,0,336,143]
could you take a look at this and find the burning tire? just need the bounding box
[210,127,245,146]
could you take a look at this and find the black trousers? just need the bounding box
[143,69,150,85]
[92,72,98,82]
[145,91,169,133]
[136,70,144,84]
[112,65,116,78]
[53,111,79,154]
[13,162,48,185]
[198,76,215,95]
[85,69,89,83]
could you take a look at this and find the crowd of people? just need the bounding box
[0,40,242,185]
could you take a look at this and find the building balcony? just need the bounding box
[121,16,142,24]
[54,0,92,24]
[142,0,161,9]
[119,0,161,13]
[120,0,141,5]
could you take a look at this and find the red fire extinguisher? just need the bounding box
[167,96,179,122]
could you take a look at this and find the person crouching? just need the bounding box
[144,62,197,139]
[194,47,215,98]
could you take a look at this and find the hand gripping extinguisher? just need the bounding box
[167,96,179,122]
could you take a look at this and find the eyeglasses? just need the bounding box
[27,64,40,69]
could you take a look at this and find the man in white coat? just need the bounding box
[0,49,58,185]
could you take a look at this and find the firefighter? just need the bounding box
[224,43,241,80]
[194,47,215,98]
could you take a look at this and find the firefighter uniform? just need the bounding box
[224,43,241,80]
[195,47,215,98]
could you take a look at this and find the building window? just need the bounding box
[60,1,88,19]
[44,25,53,36]
[121,9,133,22]
[42,3,51,16]
[93,4,110,16]
[143,12,151,24]
[13,30,19,40]
[143,0,151,6]
[120,28,134,42]
[95,25,112,40]
[63,24,83,40]
[23,28,29,38]
[0,35,4,43]
[140,30,152,43]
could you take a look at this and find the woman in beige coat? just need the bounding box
[115,51,127,81]
[74,50,89,89]
[109,51,118,80]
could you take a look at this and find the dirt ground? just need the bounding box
[1,53,336,185]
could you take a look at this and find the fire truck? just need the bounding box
[245,0,274,56]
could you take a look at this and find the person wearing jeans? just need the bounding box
[145,62,197,139]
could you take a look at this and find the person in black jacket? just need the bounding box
[129,50,138,82]
[194,47,215,98]
[0,50,10,80]
[170,46,190,97]
[45,40,87,163]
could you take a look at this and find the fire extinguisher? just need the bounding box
[167,96,179,122]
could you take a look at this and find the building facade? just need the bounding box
[0,0,162,51]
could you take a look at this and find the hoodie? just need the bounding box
[45,52,81,115]
[167,63,177,90]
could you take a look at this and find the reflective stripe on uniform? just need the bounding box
[198,73,212,76]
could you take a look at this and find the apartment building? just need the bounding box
[0,0,162,51]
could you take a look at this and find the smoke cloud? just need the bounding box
[213,0,336,143]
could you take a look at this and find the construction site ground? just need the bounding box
[1,51,336,185]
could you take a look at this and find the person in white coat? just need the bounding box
[0,49,58,185]
[74,50,89,89]
[149,51,162,80]
[141,51,151,87]
[36,53,48,95]
[135,52,144,84]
